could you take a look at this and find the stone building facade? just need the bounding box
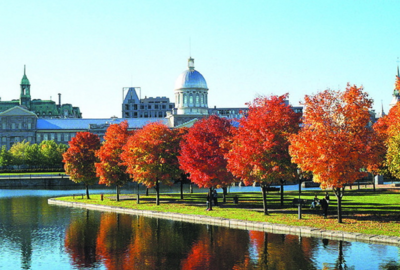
[122,87,175,118]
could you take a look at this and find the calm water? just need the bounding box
[0,188,399,270]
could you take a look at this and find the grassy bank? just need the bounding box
[55,188,400,237]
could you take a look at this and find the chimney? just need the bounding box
[58,93,61,107]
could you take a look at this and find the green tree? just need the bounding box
[25,144,43,168]
[0,145,12,168]
[9,141,30,168]
[40,140,67,168]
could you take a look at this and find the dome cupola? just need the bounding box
[174,58,209,115]
[174,58,208,90]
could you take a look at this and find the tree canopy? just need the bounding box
[63,132,101,199]
[96,121,133,201]
[289,85,373,223]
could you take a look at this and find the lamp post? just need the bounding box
[297,168,303,219]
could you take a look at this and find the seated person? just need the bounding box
[310,195,319,209]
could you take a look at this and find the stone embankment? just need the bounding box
[48,198,400,247]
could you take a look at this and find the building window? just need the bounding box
[37,134,41,142]
[57,133,61,142]
[2,137,6,143]
[133,112,137,118]
[44,134,48,140]
[196,94,199,105]
[2,123,6,129]
[27,137,32,142]
[64,133,69,141]
[50,133,55,141]
[11,123,15,129]
[189,95,193,105]
[27,123,31,129]
[18,123,22,129]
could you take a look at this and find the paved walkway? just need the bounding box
[48,198,400,247]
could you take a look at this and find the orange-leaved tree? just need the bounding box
[375,94,400,181]
[63,132,101,199]
[227,94,300,215]
[95,121,133,201]
[179,115,235,211]
[289,85,373,223]
[121,122,180,205]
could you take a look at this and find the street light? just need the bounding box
[297,168,303,219]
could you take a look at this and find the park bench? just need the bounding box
[72,194,84,199]
[292,198,308,207]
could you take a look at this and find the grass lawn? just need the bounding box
[56,187,400,237]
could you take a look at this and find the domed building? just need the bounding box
[174,57,209,115]
[167,58,211,126]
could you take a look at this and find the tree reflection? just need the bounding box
[64,210,101,269]
[96,212,134,270]
[180,226,250,270]
[242,231,318,270]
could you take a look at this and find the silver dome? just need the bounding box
[174,70,208,89]
[175,57,208,89]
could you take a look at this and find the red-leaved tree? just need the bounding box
[95,121,134,201]
[179,115,235,210]
[227,94,300,215]
[121,122,180,205]
[63,132,101,199]
[289,85,373,223]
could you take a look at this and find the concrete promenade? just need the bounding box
[48,198,400,247]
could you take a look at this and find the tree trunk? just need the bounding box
[261,184,268,215]
[334,187,344,223]
[372,173,376,193]
[146,188,149,196]
[85,184,90,199]
[280,180,284,206]
[137,183,140,204]
[190,183,193,194]
[208,187,213,211]
[155,180,160,205]
[222,187,227,203]
[180,180,184,200]
[116,185,120,202]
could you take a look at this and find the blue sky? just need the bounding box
[1,1,399,118]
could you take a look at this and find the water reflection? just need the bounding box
[0,190,399,269]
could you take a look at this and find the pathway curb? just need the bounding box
[48,198,400,246]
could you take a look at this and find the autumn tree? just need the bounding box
[227,94,300,215]
[96,121,133,201]
[289,85,373,223]
[378,101,400,181]
[179,115,235,210]
[63,132,101,199]
[121,122,180,205]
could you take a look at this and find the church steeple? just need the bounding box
[20,65,31,107]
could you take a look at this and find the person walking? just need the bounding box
[320,198,328,218]
[213,189,218,206]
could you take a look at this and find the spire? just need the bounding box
[188,57,195,71]
[21,65,30,85]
